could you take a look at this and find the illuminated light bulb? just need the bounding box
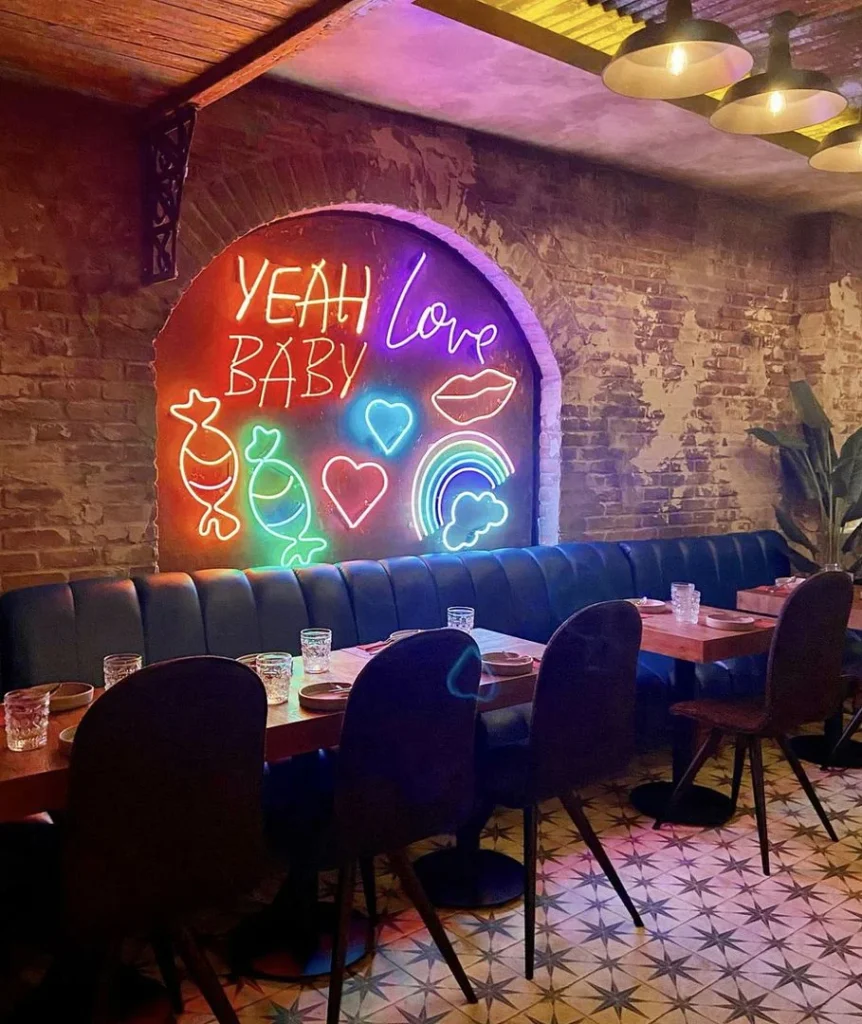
[667,45,688,77]
[768,90,786,116]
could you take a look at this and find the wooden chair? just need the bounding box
[476,601,644,979]
[655,571,854,875]
[63,655,268,1023]
[327,628,482,1024]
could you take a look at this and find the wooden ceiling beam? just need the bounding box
[146,0,356,121]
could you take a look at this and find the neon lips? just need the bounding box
[431,369,517,426]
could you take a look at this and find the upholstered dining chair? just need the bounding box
[327,628,482,1024]
[476,600,645,979]
[63,655,268,1023]
[655,571,853,875]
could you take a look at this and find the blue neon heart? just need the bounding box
[365,399,414,456]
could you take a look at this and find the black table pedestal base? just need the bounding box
[630,781,734,827]
[790,734,862,770]
[413,848,524,908]
[231,901,370,982]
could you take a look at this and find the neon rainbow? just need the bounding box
[411,431,515,542]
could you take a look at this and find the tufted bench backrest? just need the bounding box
[0,532,788,693]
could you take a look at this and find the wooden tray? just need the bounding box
[298,682,352,711]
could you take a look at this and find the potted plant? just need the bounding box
[749,380,862,578]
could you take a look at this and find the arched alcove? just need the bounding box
[156,206,560,570]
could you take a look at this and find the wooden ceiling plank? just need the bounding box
[0,0,260,54]
[147,0,360,117]
[155,0,283,33]
[0,29,187,105]
[0,10,224,68]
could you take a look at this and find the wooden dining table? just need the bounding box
[0,628,542,822]
[630,603,776,826]
[738,583,862,769]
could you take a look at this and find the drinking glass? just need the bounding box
[301,628,332,674]
[239,653,292,705]
[688,590,701,625]
[447,606,475,633]
[5,689,50,752]
[670,583,694,623]
[103,653,142,690]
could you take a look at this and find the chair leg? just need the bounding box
[730,735,746,813]
[153,933,183,1015]
[523,804,538,981]
[388,848,477,1005]
[174,926,239,1024]
[653,727,722,830]
[748,738,770,876]
[327,859,357,1024]
[776,735,839,842]
[560,792,643,928]
[91,941,121,1024]
[829,704,862,766]
[359,856,377,925]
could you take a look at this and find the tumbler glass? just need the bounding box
[103,653,142,690]
[670,583,694,623]
[688,590,701,625]
[300,628,332,674]
[244,652,292,705]
[5,689,50,752]
[447,606,475,633]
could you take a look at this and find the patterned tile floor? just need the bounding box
[143,741,862,1021]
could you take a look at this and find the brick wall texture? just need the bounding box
[1,78,862,592]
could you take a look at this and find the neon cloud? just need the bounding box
[364,398,415,456]
[411,431,515,541]
[442,490,509,552]
[170,389,241,542]
[431,369,517,425]
[322,456,389,529]
[244,425,327,567]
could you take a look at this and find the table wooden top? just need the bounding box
[638,604,776,663]
[0,617,777,821]
[737,585,862,631]
[0,629,541,821]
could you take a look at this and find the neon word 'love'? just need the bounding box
[385,252,498,365]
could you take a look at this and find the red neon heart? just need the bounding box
[322,456,389,529]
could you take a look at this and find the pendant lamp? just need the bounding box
[602,0,752,100]
[711,12,846,134]
[809,110,862,172]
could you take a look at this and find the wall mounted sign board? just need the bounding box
[156,210,537,570]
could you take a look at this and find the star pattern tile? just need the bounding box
[18,738,862,1024]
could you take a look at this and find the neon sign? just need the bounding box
[386,252,499,364]
[156,211,535,570]
[364,398,415,455]
[170,390,241,541]
[443,490,510,552]
[431,369,517,426]
[244,426,327,567]
[411,431,515,543]
[322,456,389,529]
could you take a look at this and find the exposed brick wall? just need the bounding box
[1,78,861,592]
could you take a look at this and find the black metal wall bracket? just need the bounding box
[142,105,197,285]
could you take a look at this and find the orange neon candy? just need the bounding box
[169,389,241,541]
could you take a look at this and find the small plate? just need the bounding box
[482,651,534,677]
[31,682,94,712]
[627,598,670,614]
[58,726,77,754]
[774,576,803,589]
[389,629,422,643]
[706,611,757,631]
[299,682,352,711]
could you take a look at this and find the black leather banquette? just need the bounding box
[0,532,789,706]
